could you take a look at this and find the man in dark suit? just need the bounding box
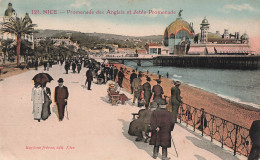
[142,76,152,108]
[113,66,118,81]
[130,70,137,94]
[150,103,174,160]
[85,67,93,90]
[54,78,69,121]
[248,120,260,160]
[170,81,182,127]
[117,67,124,88]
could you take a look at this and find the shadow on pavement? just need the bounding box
[186,134,240,160]
[118,119,160,159]
[52,105,58,118]
[194,154,207,160]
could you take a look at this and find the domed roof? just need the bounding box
[165,19,194,37]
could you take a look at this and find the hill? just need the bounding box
[34,29,163,49]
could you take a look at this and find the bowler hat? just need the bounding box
[174,81,181,86]
[58,78,64,83]
[155,79,161,83]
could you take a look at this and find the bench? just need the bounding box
[131,113,139,120]
[107,91,120,105]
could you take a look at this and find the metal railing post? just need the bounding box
[211,115,214,142]
[234,125,238,156]
[201,108,205,136]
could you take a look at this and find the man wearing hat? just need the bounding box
[130,70,137,94]
[85,67,93,90]
[170,81,182,127]
[132,73,142,105]
[150,101,174,160]
[117,67,124,88]
[142,76,152,108]
[54,78,69,121]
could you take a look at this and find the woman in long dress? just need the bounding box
[31,82,44,122]
[41,83,52,120]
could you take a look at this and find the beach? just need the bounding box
[116,63,260,129]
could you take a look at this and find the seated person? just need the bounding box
[128,103,157,142]
[107,82,128,104]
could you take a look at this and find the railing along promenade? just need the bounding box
[121,74,251,158]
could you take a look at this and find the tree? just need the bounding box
[0,39,14,64]
[0,17,37,67]
[20,39,32,63]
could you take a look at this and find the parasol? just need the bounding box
[32,73,53,85]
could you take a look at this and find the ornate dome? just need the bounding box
[201,17,209,25]
[165,19,194,37]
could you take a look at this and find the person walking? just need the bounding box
[85,67,93,90]
[72,61,76,73]
[150,103,174,160]
[132,73,142,106]
[54,78,69,121]
[31,82,44,122]
[152,79,164,106]
[113,66,118,81]
[117,67,124,88]
[166,72,169,78]
[170,81,182,127]
[130,70,137,94]
[41,83,52,120]
[142,76,152,108]
[65,62,69,74]
[77,62,81,73]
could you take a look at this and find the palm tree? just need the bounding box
[0,17,37,67]
[0,39,14,64]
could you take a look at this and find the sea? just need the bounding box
[124,60,260,109]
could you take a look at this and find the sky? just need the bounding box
[0,0,260,39]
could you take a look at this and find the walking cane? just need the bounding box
[65,105,69,120]
[171,136,178,157]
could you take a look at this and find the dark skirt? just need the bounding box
[41,93,51,120]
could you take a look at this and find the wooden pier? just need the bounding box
[102,55,260,69]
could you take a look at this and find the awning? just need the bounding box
[188,47,205,54]
[215,47,250,54]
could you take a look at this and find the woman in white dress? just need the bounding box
[31,82,44,122]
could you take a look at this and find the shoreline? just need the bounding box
[114,63,260,129]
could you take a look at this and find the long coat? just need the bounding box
[132,78,142,98]
[143,82,152,105]
[170,86,182,123]
[150,108,174,147]
[31,87,44,119]
[54,86,69,120]
[86,69,93,81]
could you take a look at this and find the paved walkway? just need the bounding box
[0,64,246,160]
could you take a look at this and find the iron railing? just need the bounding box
[121,71,251,157]
[178,103,251,157]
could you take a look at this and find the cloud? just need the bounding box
[223,3,254,12]
[70,0,92,9]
